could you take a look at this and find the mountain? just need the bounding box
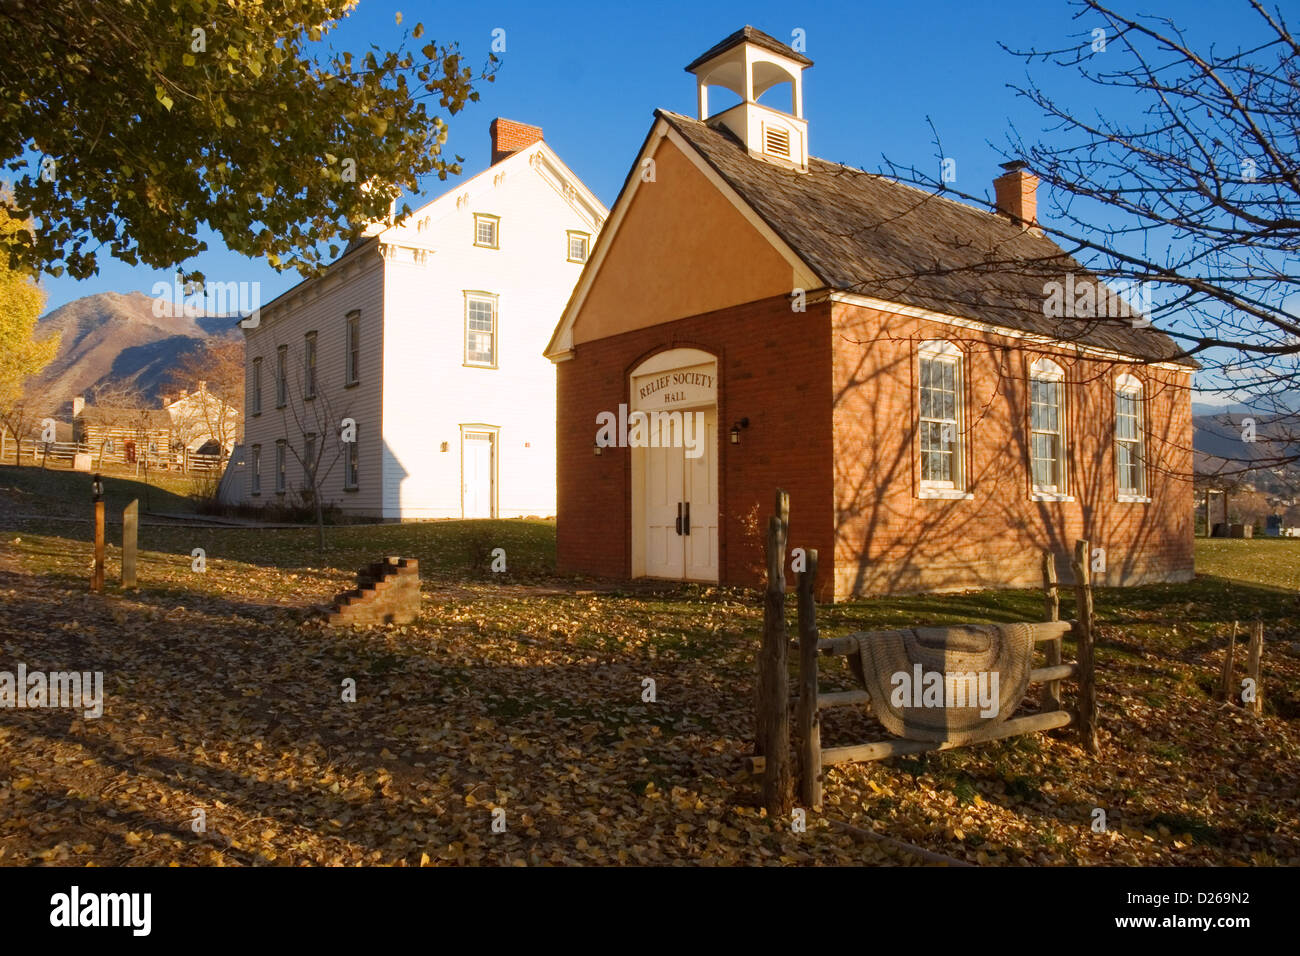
[1194,410,1300,498]
[27,291,240,409]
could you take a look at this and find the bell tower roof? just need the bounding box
[683,26,812,172]
[684,25,813,73]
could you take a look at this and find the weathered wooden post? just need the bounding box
[91,473,105,593]
[1041,551,1062,712]
[1246,621,1264,715]
[1220,621,1239,701]
[122,499,138,589]
[1069,539,1098,753]
[797,548,822,810]
[757,488,792,817]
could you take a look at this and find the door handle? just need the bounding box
[683,501,691,535]
[675,502,682,536]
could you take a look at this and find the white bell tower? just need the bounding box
[685,26,812,172]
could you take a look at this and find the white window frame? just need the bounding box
[474,213,500,249]
[1029,358,1071,501]
[250,444,261,495]
[917,340,970,499]
[464,292,498,368]
[566,230,590,263]
[304,331,317,400]
[275,439,287,494]
[276,345,288,408]
[344,424,359,490]
[1115,373,1149,502]
[251,357,262,416]
[345,311,360,386]
[303,432,316,486]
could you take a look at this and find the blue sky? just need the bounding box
[37,0,1239,319]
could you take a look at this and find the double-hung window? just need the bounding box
[275,440,287,494]
[276,345,288,407]
[1116,374,1147,499]
[251,358,262,415]
[344,425,359,490]
[465,293,498,368]
[1030,358,1068,497]
[918,341,966,496]
[303,433,316,486]
[304,331,317,399]
[345,311,360,386]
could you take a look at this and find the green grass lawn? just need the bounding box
[1193,536,1300,591]
[0,463,201,518]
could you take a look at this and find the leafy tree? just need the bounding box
[0,200,58,460]
[0,1,495,279]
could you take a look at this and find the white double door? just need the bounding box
[643,406,718,582]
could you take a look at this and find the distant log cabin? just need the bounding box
[74,405,174,468]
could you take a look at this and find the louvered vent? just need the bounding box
[764,126,790,157]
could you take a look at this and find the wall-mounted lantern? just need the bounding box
[440,441,449,453]
[91,473,104,501]
[730,418,750,444]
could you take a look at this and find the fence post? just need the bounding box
[1246,621,1264,715]
[1069,539,1098,753]
[92,500,105,594]
[757,488,792,817]
[1041,550,1062,712]
[797,548,822,810]
[122,499,138,589]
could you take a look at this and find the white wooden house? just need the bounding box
[164,382,240,457]
[232,119,606,518]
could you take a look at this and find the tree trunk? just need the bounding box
[314,476,326,552]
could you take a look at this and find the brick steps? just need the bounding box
[325,556,420,626]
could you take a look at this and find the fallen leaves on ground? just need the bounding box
[0,525,1297,866]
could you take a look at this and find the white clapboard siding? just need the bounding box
[236,139,604,520]
[241,251,385,516]
[380,143,601,519]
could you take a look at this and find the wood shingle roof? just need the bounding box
[683,25,813,71]
[659,109,1194,366]
[77,406,173,430]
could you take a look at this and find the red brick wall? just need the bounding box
[556,295,836,596]
[556,295,1194,601]
[490,118,543,165]
[830,301,1195,598]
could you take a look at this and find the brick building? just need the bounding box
[545,27,1196,600]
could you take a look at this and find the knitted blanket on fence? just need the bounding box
[853,624,1034,743]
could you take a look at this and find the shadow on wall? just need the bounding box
[832,329,1191,598]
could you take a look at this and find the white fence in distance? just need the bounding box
[0,436,225,473]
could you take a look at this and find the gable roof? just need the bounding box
[684,25,813,71]
[252,140,607,330]
[78,406,173,430]
[651,110,1194,367]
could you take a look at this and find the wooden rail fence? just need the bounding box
[753,489,1100,814]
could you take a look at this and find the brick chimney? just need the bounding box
[489,118,543,165]
[994,160,1039,230]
